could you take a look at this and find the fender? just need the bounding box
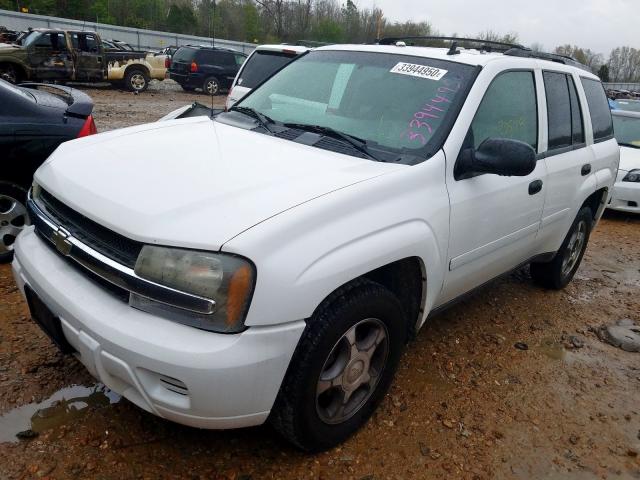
[223,152,451,328]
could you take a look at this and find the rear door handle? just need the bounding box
[581,164,591,176]
[529,179,543,195]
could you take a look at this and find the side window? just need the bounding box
[234,54,246,66]
[543,72,572,150]
[469,71,538,150]
[83,34,98,53]
[568,76,584,144]
[213,52,235,66]
[581,78,614,141]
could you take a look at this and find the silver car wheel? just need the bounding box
[130,73,146,91]
[0,194,30,253]
[316,318,389,425]
[561,219,587,277]
[205,79,219,95]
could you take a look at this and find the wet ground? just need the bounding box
[1,86,640,479]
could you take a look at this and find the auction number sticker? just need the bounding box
[390,62,448,81]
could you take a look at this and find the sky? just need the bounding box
[366,0,635,56]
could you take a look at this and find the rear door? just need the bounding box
[441,69,547,304]
[70,32,105,81]
[537,70,594,251]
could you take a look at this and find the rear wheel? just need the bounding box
[270,279,406,451]
[530,207,593,289]
[203,76,220,95]
[124,68,149,92]
[0,182,30,263]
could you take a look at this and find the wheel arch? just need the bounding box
[581,187,609,223]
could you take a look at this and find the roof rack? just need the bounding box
[503,48,592,72]
[376,36,526,52]
[376,35,592,72]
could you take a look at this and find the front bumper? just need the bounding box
[12,228,305,429]
[608,180,640,213]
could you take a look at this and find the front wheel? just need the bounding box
[0,182,30,263]
[270,279,406,452]
[530,206,593,289]
[0,64,20,84]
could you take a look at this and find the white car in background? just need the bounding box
[225,44,309,109]
[610,110,640,213]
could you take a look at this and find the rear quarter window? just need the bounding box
[172,47,197,63]
[581,78,614,141]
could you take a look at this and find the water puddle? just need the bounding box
[0,384,120,443]
[538,337,566,361]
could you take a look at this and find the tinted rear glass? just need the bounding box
[172,47,197,63]
[581,78,614,141]
[237,51,299,89]
[544,72,572,150]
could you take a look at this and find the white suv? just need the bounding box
[12,40,619,451]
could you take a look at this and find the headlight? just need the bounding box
[132,246,255,333]
[623,169,640,182]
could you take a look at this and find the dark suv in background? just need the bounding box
[168,46,247,95]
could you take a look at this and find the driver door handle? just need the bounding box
[529,179,543,195]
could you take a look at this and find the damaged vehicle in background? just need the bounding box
[0,78,95,262]
[0,28,167,92]
[13,39,618,451]
[609,110,640,213]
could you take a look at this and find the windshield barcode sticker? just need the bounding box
[390,63,448,81]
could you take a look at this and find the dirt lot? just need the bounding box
[1,85,639,480]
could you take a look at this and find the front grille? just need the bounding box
[36,190,143,269]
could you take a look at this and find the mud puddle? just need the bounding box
[0,384,120,443]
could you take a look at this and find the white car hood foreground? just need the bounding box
[619,146,640,173]
[36,117,403,250]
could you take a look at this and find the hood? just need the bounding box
[619,145,640,172]
[35,117,403,250]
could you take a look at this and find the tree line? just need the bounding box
[2,0,639,82]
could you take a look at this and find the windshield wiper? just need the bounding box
[229,106,276,134]
[618,141,640,149]
[283,123,380,161]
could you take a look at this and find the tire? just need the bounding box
[0,182,30,264]
[270,279,406,452]
[124,68,150,92]
[530,206,593,289]
[0,63,20,84]
[202,76,220,95]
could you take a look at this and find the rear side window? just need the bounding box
[470,70,538,150]
[543,72,572,149]
[568,77,584,144]
[172,47,196,63]
[237,51,298,89]
[199,51,235,66]
[581,78,614,141]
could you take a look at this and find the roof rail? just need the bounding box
[376,36,526,52]
[503,48,592,72]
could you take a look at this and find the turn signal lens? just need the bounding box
[190,61,198,73]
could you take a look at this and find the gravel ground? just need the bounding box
[1,85,639,480]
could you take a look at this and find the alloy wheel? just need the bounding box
[130,73,146,91]
[561,219,587,277]
[316,318,389,425]
[0,194,29,254]
[205,79,219,95]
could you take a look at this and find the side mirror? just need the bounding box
[456,138,537,179]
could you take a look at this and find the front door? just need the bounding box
[28,31,73,80]
[441,70,547,304]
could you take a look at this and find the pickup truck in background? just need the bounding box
[0,28,167,92]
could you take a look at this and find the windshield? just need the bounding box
[237,51,300,89]
[613,114,640,147]
[21,31,40,47]
[615,100,640,113]
[236,50,476,159]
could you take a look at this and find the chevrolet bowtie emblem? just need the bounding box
[52,227,73,256]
